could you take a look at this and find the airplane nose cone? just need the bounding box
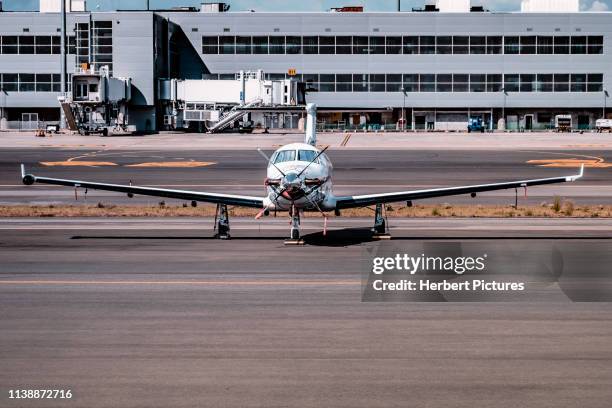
[282,172,301,188]
[280,172,305,200]
[284,172,299,184]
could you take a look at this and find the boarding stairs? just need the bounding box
[60,101,78,131]
[207,99,262,133]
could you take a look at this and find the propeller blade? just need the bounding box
[297,146,329,178]
[255,186,286,220]
[303,187,328,236]
[257,148,286,177]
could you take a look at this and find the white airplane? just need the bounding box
[21,103,584,241]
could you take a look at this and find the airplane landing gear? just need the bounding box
[372,203,390,239]
[285,205,304,245]
[290,205,300,240]
[214,203,230,239]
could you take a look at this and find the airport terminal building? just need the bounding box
[0,0,611,132]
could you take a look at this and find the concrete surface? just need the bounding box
[1,218,612,408]
[1,136,611,407]
[1,148,610,206]
[0,130,611,151]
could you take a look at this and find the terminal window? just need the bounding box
[0,73,62,93]
[91,21,113,73]
[201,35,604,56]
[0,35,73,55]
[242,72,603,94]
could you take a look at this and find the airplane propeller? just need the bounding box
[256,146,330,230]
[297,146,329,178]
[257,148,286,177]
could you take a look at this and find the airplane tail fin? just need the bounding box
[304,103,317,146]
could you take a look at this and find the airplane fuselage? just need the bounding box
[263,142,336,212]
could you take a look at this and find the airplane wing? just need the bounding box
[335,165,584,209]
[20,165,264,208]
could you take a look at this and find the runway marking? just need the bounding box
[40,161,118,167]
[527,159,612,168]
[340,133,352,147]
[525,151,612,168]
[0,280,359,286]
[125,161,217,168]
[39,147,119,167]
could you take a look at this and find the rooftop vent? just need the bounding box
[330,6,364,12]
[413,4,440,12]
[470,6,487,12]
[200,2,230,13]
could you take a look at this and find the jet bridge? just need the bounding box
[158,70,305,133]
[60,66,133,136]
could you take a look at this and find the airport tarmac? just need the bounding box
[1,136,611,407]
[0,148,610,206]
[1,217,612,407]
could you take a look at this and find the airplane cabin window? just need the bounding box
[274,150,296,164]
[298,150,318,162]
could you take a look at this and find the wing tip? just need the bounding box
[567,163,585,182]
[20,164,35,185]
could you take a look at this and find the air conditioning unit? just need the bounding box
[200,2,230,13]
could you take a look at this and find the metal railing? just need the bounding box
[315,121,598,132]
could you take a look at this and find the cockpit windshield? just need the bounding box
[273,150,296,164]
[298,150,318,163]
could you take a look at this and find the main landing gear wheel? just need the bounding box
[372,203,391,240]
[214,203,230,239]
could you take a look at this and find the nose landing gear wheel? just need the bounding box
[291,228,300,240]
[285,205,304,245]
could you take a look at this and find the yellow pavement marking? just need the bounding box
[340,133,352,147]
[40,161,118,166]
[125,161,217,168]
[525,151,612,168]
[0,280,359,286]
[527,158,612,168]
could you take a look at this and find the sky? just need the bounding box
[3,0,611,12]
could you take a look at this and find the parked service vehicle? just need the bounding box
[596,119,612,132]
[555,115,573,132]
[467,116,485,133]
